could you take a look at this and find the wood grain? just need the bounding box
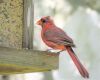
[0,47,59,75]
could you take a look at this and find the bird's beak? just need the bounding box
[36,20,42,25]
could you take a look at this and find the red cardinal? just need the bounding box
[36,16,89,78]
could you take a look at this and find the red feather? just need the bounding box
[66,46,89,78]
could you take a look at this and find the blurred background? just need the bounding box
[34,0,100,80]
[0,0,100,80]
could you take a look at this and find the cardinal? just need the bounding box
[36,16,89,78]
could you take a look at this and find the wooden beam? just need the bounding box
[0,47,59,75]
[23,0,34,49]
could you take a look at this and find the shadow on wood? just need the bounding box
[0,47,59,75]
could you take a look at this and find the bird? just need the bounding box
[36,16,89,78]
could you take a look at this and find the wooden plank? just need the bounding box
[0,47,59,75]
[23,0,34,49]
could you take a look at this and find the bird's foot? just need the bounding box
[56,49,66,54]
[46,49,53,52]
[46,49,60,56]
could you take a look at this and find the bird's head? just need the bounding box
[36,16,53,27]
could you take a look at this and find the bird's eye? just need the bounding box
[41,19,46,23]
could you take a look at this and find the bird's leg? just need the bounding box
[46,49,53,52]
[46,49,60,56]
[46,49,66,56]
[57,49,66,54]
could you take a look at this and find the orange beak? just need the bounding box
[36,20,42,25]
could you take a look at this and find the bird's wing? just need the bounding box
[44,27,75,47]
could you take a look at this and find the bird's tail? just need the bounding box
[66,46,89,78]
